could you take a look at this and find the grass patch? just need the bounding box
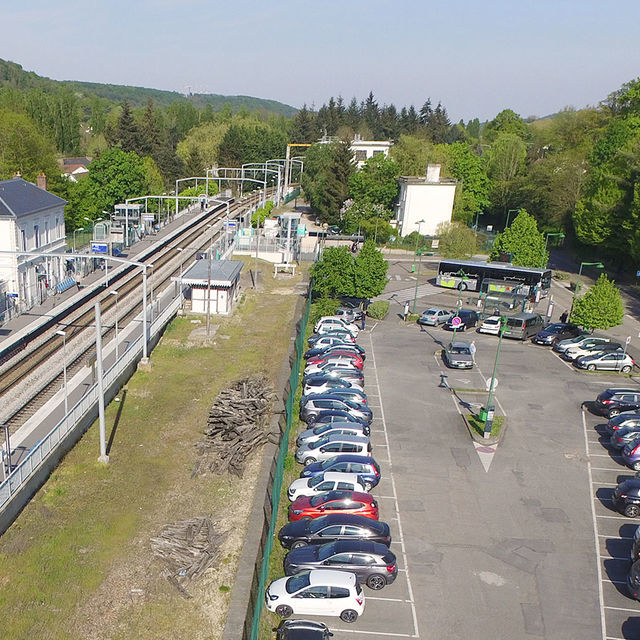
[467,413,504,438]
[0,257,308,640]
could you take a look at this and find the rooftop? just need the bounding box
[0,177,67,218]
[182,259,243,286]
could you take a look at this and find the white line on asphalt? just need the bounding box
[594,482,622,486]
[367,332,421,639]
[375,496,397,499]
[592,467,626,472]
[596,514,633,521]
[602,579,628,586]
[473,360,507,416]
[589,453,623,458]
[598,534,634,540]
[604,605,640,614]
[367,596,414,603]
[330,629,418,638]
[552,351,575,371]
[600,553,633,561]
[582,408,607,640]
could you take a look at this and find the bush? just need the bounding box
[367,300,390,319]
[310,297,340,325]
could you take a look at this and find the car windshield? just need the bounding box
[317,542,338,561]
[309,494,328,506]
[308,515,329,533]
[484,318,499,325]
[308,475,325,488]
[286,572,311,594]
[424,309,438,316]
[310,436,330,450]
[450,345,470,354]
[313,424,332,435]
[320,456,339,469]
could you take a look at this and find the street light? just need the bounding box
[72,227,84,252]
[452,269,469,341]
[570,261,604,317]
[544,232,565,251]
[505,209,518,229]
[148,263,155,321]
[110,290,119,361]
[411,219,426,313]
[483,316,507,438]
[474,212,484,231]
[55,329,68,415]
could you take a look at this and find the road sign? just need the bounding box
[5,293,18,298]
[91,242,108,254]
[451,316,462,327]
[626,336,632,345]
[431,239,439,249]
[486,377,499,392]
[636,270,640,277]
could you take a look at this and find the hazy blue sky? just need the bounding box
[2,0,639,121]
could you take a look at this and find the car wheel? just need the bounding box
[625,504,640,518]
[366,574,387,590]
[364,481,373,491]
[340,609,358,623]
[609,409,620,418]
[587,364,596,371]
[633,462,640,472]
[622,365,632,373]
[275,605,293,618]
[291,540,308,549]
[303,457,316,466]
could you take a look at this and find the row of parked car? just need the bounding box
[266,313,396,635]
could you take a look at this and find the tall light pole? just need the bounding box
[484,316,507,437]
[452,269,469,341]
[55,329,68,415]
[411,219,425,273]
[505,209,518,229]
[544,232,565,251]
[110,290,119,361]
[570,261,604,317]
[474,212,484,231]
[73,227,84,252]
[411,219,426,313]
[94,302,109,464]
[148,263,155,321]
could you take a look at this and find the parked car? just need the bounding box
[443,341,474,369]
[278,514,391,549]
[478,315,501,335]
[609,426,640,450]
[274,619,333,640]
[502,312,545,340]
[308,388,368,407]
[288,490,378,522]
[265,569,365,622]
[575,350,633,373]
[335,307,364,323]
[627,559,640,600]
[533,322,583,346]
[303,378,361,396]
[304,343,366,361]
[303,369,364,387]
[296,434,372,466]
[300,455,381,491]
[288,472,367,502]
[554,334,610,355]
[622,441,640,472]
[607,414,640,435]
[314,318,359,338]
[630,525,640,561]
[612,478,640,515]
[297,423,371,447]
[301,398,372,424]
[304,337,360,357]
[306,353,364,370]
[284,540,397,590]
[417,308,453,326]
[563,341,621,362]
[308,331,356,347]
[594,389,640,418]
[305,360,362,378]
[305,411,369,428]
[444,309,478,331]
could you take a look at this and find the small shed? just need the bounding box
[180,259,243,316]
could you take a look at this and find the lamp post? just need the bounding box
[72,227,84,252]
[148,263,155,321]
[411,219,425,274]
[484,316,507,438]
[411,219,426,313]
[474,212,484,231]
[110,290,119,361]
[55,330,68,415]
[570,261,604,317]
[452,269,468,341]
[505,209,518,229]
[544,232,565,251]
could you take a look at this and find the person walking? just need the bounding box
[560,310,568,323]
[403,300,410,322]
[470,340,477,363]
[360,310,366,330]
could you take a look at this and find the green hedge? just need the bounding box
[367,300,389,319]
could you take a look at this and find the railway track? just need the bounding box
[0,191,268,433]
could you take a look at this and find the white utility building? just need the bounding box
[180,259,243,316]
[394,164,458,237]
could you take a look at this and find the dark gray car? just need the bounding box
[284,540,398,590]
[443,341,474,369]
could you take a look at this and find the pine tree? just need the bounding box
[419,99,433,126]
[570,274,624,330]
[115,101,141,153]
[139,99,160,156]
[290,104,317,143]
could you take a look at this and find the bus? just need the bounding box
[436,259,552,299]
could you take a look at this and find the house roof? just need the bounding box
[62,157,90,167]
[0,178,67,218]
[182,259,243,286]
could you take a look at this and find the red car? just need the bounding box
[306,353,364,370]
[288,490,379,522]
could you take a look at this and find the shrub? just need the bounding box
[367,300,389,319]
[309,297,340,325]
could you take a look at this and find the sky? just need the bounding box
[2,0,639,122]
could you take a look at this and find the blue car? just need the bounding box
[300,455,381,490]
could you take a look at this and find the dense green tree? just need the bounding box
[310,246,356,297]
[112,101,141,153]
[354,239,388,298]
[183,146,205,177]
[138,99,161,156]
[217,119,287,167]
[390,135,433,175]
[436,222,478,258]
[445,142,490,223]
[490,209,548,267]
[486,132,527,215]
[289,104,317,143]
[570,274,624,330]
[484,109,529,141]
[349,154,400,209]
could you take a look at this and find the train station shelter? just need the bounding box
[177,259,243,316]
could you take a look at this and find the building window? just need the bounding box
[55,217,60,238]
[355,150,367,163]
[34,225,40,249]
[44,219,50,244]
[21,229,26,251]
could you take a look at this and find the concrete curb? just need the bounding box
[459,409,508,446]
[222,285,309,640]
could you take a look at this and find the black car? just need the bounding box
[444,309,478,331]
[607,413,640,435]
[533,322,583,346]
[306,410,369,427]
[304,343,366,360]
[303,369,364,387]
[594,388,640,418]
[313,388,368,407]
[284,540,398,590]
[278,514,391,549]
[274,619,333,640]
[627,560,640,600]
[609,426,640,450]
[612,478,640,517]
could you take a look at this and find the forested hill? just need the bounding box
[0,58,297,116]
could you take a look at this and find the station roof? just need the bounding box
[0,177,67,218]
[181,259,243,287]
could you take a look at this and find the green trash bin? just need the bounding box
[479,407,488,422]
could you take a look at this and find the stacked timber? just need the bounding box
[193,376,275,477]
[150,517,227,597]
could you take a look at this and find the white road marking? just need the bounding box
[604,605,640,614]
[582,408,607,640]
[366,331,421,639]
[367,596,414,603]
[596,514,632,521]
[598,534,634,540]
[331,629,418,638]
[592,467,626,472]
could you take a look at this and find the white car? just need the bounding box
[315,318,359,338]
[303,379,364,396]
[287,472,367,501]
[305,360,361,378]
[478,315,501,335]
[265,569,365,623]
[296,434,372,466]
[297,422,371,447]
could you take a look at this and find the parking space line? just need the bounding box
[367,596,414,603]
[598,534,634,540]
[367,332,420,639]
[590,453,623,459]
[602,579,628,586]
[552,351,576,371]
[582,408,607,640]
[330,629,417,638]
[592,467,625,472]
[604,605,640,614]
[597,514,632,521]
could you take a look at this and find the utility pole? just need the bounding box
[95,302,109,463]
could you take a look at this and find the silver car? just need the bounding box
[443,341,474,369]
[418,308,453,326]
[295,433,372,466]
[576,350,634,373]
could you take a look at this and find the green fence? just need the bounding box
[283,187,301,204]
[249,288,311,640]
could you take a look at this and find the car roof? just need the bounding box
[331,539,387,554]
[307,569,357,586]
[319,490,371,501]
[311,512,386,529]
[606,388,639,394]
[319,472,362,483]
[323,454,377,465]
[423,308,445,313]
[318,433,370,444]
[449,341,471,348]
